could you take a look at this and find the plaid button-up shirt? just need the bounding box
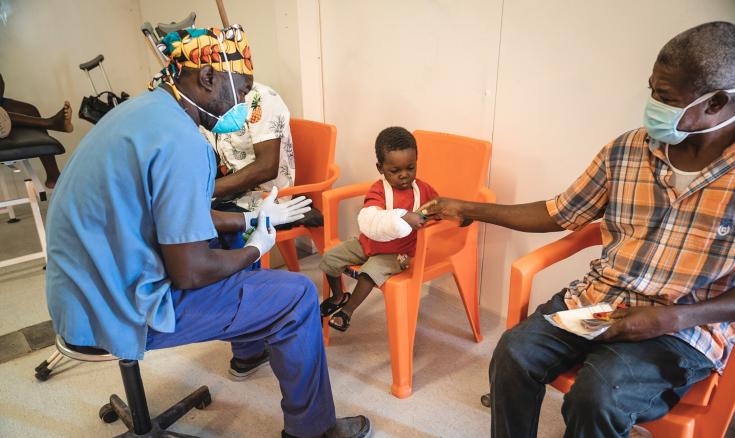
[547,128,735,371]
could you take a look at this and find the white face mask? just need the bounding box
[643,88,735,146]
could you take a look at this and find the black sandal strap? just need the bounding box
[320,292,351,317]
[328,311,351,332]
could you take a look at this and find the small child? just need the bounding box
[319,127,438,331]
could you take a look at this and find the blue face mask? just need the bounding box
[643,88,735,146]
[177,41,250,134]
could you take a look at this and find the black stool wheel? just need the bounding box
[480,393,491,407]
[195,391,212,410]
[99,403,119,423]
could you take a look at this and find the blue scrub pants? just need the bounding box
[146,268,336,437]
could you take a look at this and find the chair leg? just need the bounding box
[276,239,301,272]
[119,360,153,435]
[109,394,135,430]
[451,245,483,342]
[0,168,17,221]
[24,180,47,261]
[34,349,63,381]
[154,386,211,430]
[260,252,271,269]
[383,282,421,398]
[307,226,325,253]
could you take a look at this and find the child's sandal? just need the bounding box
[320,292,351,318]
[328,311,351,332]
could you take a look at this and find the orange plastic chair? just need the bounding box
[260,119,339,271]
[505,221,735,438]
[321,130,496,398]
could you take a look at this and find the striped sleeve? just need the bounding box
[546,144,610,231]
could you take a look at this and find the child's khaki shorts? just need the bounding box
[319,238,407,287]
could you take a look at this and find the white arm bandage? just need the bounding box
[357,206,413,242]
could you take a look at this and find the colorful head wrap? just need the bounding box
[150,24,253,88]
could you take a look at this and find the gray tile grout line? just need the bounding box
[0,319,54,364]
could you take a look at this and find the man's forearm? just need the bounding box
[185,247,260,289]
[162,241,261,290]
[211,210,247,233]
[672,287,735,330]
[460,200,563,233]
[214,161,277,198]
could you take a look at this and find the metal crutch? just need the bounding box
[78,54,115,97]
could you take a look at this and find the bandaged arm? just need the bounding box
[358,206,413,242]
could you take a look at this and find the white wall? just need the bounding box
[138,0,304,118]
[0,0,151,173]
[315,0,735,319]
[318,0,503,236]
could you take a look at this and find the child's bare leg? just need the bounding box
[331,273,376,326]
[326,274,345,303]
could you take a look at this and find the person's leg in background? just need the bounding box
[1,97,68,188]
[147,269,338,437]
[562,335,713,438]
[489,290,591,438]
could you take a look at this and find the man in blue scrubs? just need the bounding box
[45,25,371,438]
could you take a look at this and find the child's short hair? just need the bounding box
[375,127,417,165]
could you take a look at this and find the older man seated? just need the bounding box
[426,21,735,438]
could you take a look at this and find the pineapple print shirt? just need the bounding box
[200,82,295,210]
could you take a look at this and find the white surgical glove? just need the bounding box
[245,210,276,260]
[242,187,313,227]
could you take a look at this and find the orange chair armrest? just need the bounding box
[478,187,496,203]
[506,222,602,329]
[513,222,602,278]
[420,219,456,237]
[322,181,375,251]
[278,164,341,197]
[322,181,374,204]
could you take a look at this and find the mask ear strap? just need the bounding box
[217,39,239,105]
[682,88,735,134]
[177,90,220,120]
[684,87,735,111]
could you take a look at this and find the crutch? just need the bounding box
[215,0,231,27]
[141,12,197,68]
[141,21,168,68]
[154,11,196,40]
[78,55,114,98]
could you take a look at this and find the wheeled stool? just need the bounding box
[49,336,212,437]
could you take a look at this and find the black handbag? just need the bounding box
[78,91,129,124]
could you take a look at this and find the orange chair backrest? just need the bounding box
[413,130,492,201]
[290,119,337,186]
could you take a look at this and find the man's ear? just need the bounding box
[197,65,216,92]
[376,162,383,174]
[706,91,732,114]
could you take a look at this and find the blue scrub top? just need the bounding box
[46,87,217,359]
